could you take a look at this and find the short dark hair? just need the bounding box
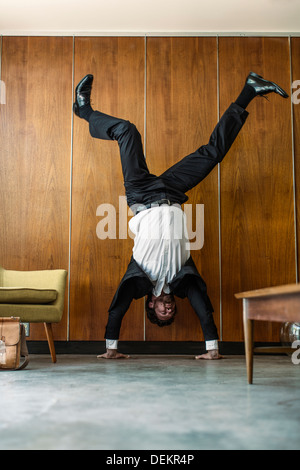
[145,293,177,327]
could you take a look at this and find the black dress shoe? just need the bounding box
[246,71,289,98]
[73,74,94,116]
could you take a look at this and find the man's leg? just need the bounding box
[89,111,150,184]
[159,72,288,193]
[159,102,248,193]
[74,74,151,193]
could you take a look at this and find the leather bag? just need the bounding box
[0,317,29,370]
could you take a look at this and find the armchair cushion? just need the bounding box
[0,287,57,304]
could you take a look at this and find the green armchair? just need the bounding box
[0,265,68,363]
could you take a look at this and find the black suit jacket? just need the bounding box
[105,256,213,339]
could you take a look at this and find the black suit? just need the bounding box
[105,256,216,341]
[89,102,249,342]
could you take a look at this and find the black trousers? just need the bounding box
[89,103,249,342]
[89,102,249,209]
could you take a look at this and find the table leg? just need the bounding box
[243,299,254,384]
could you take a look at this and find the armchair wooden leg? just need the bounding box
[44,323,57,363]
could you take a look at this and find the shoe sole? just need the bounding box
[73,102,79,116]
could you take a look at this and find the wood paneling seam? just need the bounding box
[143,35,147,341]
[67,35,76,341]
[217,35,223,341]
[289,36,299,283]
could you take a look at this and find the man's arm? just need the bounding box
[184,276,222,359]
[98,280,136,360]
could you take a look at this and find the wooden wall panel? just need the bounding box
[219,37,295,341]
[69,37,145,341]
[0,37,73,340]
[1,36,298,346]
[292,38,300,283]
[145,37,220,341]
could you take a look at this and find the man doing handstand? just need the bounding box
[73,71,288,360]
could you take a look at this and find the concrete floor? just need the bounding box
[0,354,299,450]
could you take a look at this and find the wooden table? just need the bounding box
[235,283,300,384]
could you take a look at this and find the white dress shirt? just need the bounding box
[129,204,190,296]
[106,204,218,351]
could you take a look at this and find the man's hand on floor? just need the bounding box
[97,349,130,359]
[195,349,223,360]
